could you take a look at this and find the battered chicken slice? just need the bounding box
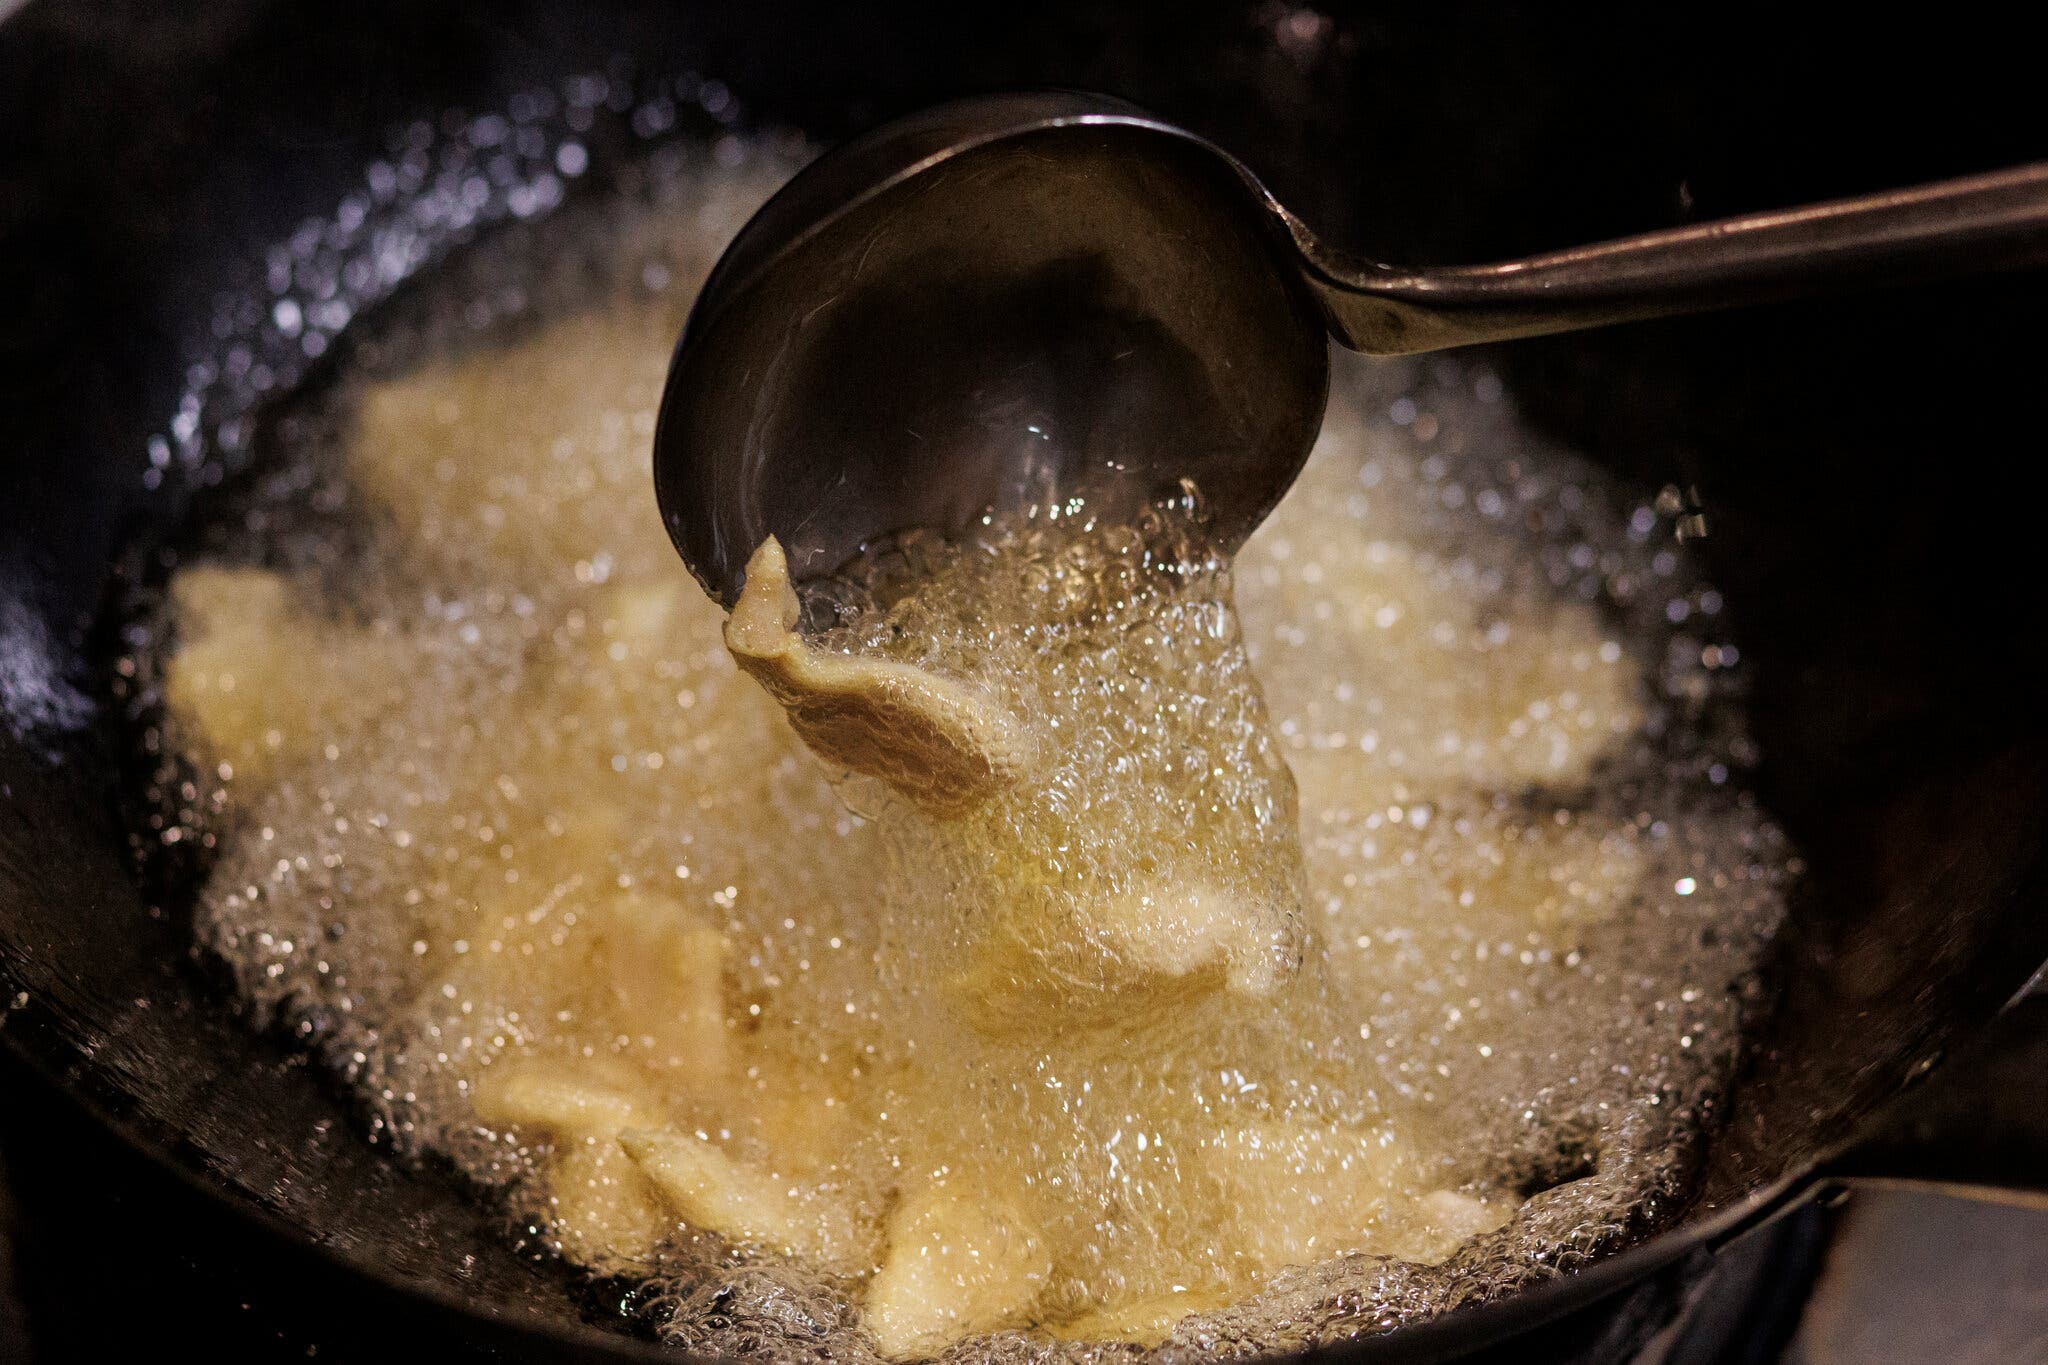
[724,537,1035,814]
[470,1066,675,1269]
[164,565,411,780]
[864,1184,1051,1359]
[619,1127,859,1268]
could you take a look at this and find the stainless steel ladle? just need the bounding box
[654,90,2048,607]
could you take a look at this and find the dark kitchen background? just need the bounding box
[3,2,2046,1361]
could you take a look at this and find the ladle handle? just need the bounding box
[1297,161,2048,355]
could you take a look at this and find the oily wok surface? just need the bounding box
[2,3,2046,1360]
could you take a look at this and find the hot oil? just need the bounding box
[773,502,1427,1325]
[125,133,1793,1362]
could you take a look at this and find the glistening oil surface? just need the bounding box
[123,130,1793,1361]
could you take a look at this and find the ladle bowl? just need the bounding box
[655,92,1329,605]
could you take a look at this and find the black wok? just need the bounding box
[2,3,2046,1361]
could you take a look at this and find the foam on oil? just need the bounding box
[126,136,1792,1360]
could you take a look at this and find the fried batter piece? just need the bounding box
[725,537,1035,814]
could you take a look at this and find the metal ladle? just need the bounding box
[654,90,2048,607]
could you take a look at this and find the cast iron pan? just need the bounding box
[3,3,2046,1360]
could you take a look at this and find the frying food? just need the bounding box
[144,144,1790,1362]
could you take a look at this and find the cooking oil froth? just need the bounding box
[126,134,1792,1361]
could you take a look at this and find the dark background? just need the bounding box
[4,2,2047,1362]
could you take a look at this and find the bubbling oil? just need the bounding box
[128,138,1793,1362]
